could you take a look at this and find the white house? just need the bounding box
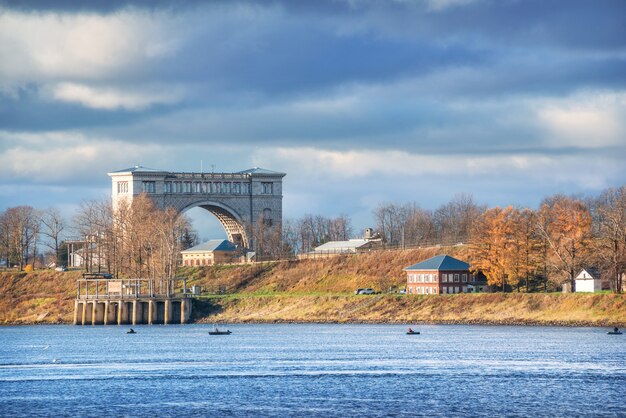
[575,268,602,293]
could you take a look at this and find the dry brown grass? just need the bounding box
[1,246,625,326]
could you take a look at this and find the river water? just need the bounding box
[0,324,624,417]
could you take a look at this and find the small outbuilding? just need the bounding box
[181,240,239,266]
[575,268,602,293]
[404,254,473,295]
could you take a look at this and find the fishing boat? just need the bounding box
[209,330,232,335]
[607,327,622,335]
[406,328,420,335]
[209,325,232,335]
[127,328,136,334]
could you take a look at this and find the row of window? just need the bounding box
[408,286,438,294]
[164,181,252,195]
[408,273,437,283]
[117,181,129,194]
[407,273,471,283]
[118,181,275,195]
[442,286,468,294]
[407,285,469,295]
[442,273,470,283]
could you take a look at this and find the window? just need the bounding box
[408,275,413,283]
[233,182,241,194]
[262,182,273,194]
[262,208,273,227]
[184,182,192,193]
[462,274,467,283]
[242,183,251,194]
[432,274,437,283]
[454,274,460,282]
[175,182,182,193]
[117,181,128,194]
[433,288,437,294]
[164,182,172,193]
[142,181,155,193]
[194,182,202,193]
[213,182,221,193]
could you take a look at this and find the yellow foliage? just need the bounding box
[24,264,33,273]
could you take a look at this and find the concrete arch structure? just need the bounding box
[180,200,249,248]
[108,166,285,250]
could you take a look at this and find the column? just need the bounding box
[164,300,171,325]
[148,301,155,325]
[132,300,139,325]
[73,300,79,325]
[118,302,125,325]
[81,302,87,325]
[181,299,192,324]
[103,302,109,325]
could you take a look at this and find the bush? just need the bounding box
[24,264,33,273]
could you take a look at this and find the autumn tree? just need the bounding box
[470,206,516,290]
[536,195,592,291]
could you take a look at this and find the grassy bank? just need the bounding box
[1,246,625,326]
[192,293,626,326]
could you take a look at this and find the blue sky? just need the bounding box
[1,0,625,239]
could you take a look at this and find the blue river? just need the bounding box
[0,324,624,417]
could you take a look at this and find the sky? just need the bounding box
[1,0,625,239]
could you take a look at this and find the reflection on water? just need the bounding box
[0,324,624,416]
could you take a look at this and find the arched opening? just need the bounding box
[181,201,249,249]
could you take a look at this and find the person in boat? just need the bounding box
[614,327,619,333]
[408,328,413,333]
[128,328,135,333]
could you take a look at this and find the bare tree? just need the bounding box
[40,207,66,267]
[1,206,40,270]
[593,187,626,293]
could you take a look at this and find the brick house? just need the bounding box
[404,255,473,295]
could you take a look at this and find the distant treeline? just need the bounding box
[282,188,626,293]
[2,186,625,293]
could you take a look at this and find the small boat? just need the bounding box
[209,329,232,335]
[406,328,420,335]
[127,329,137,334]
[607,328,622,335]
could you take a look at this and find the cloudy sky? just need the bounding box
[1,0,625,238]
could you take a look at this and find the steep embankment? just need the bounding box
[193,293,626,326]
[1,246,625,326]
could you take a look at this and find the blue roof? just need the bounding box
[108,165,166,174]
[236,167,286,176]
[181,239,238,253]
[404,255,470,271]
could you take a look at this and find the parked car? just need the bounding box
[55,266,67,272]
[355,288,375,295]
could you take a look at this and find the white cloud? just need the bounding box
[253,146,622,191]
[0,9,181,84]
[49,82,185,110]
[536,91,626,149]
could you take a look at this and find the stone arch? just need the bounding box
[180,201,249,249]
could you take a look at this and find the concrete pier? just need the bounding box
[75,274,193,326]
[74,298,192,326]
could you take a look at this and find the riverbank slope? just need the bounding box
[1,246,625,326]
